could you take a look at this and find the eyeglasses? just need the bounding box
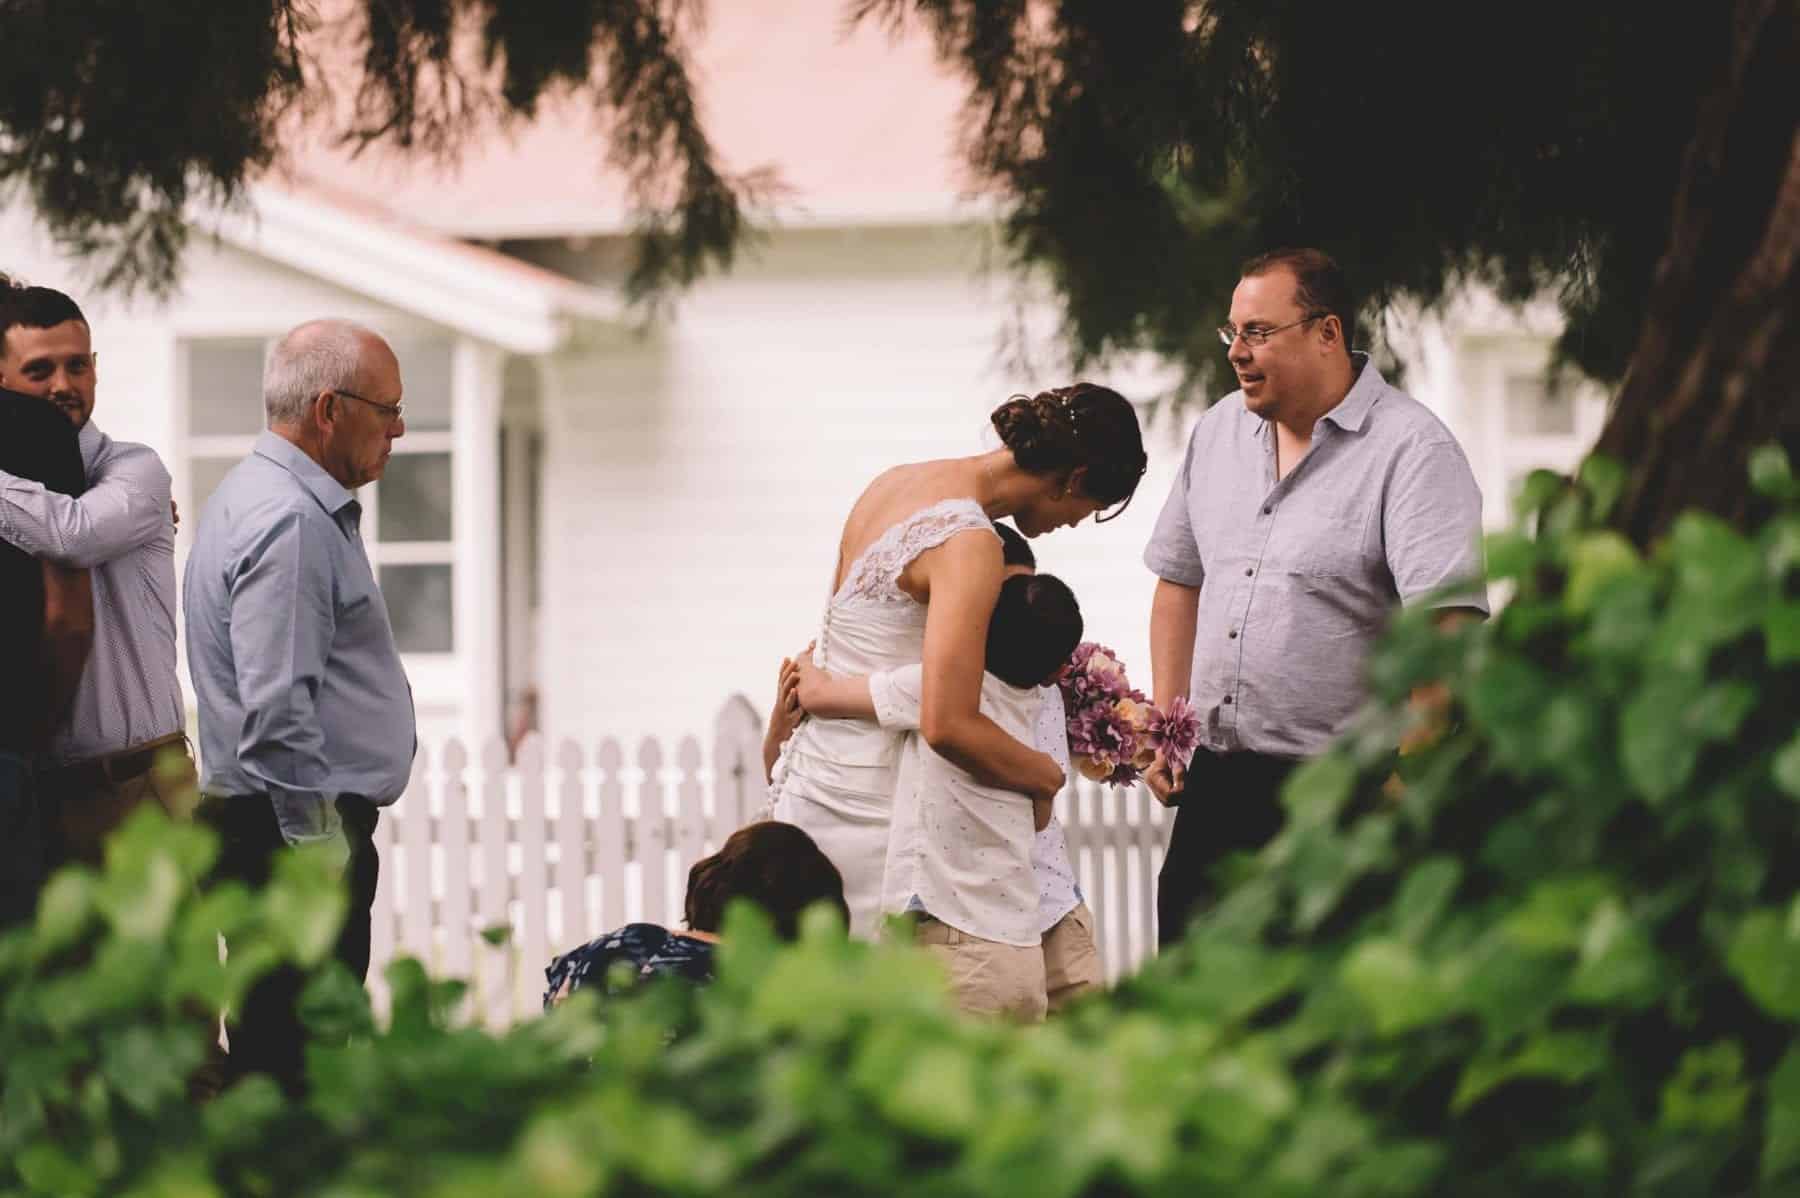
[332,389,405,423]
[1216,313,1324,349]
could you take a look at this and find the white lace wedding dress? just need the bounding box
[764,498,998,938]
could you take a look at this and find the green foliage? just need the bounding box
[855,0,1733,401]
[0,0,763,303]
[3,450,1796,1194]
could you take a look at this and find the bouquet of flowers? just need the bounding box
[1057,642,1201,787]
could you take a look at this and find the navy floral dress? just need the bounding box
[543,923,717,1010]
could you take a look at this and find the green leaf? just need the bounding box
[1667,512,1763,603]
[1578,454,1627,521]
[1340,939,1448,1035]
[1391,858,1463,943]
[1512,469,1568,522]
[1774,732,1800,799]
[1568,899,1661,1006]
[1467,656,1557,769]
[1766,514,1800,578]
[1502,876,1614,952]
[1660,1042,1749,1132]
[99,1025,202,1114]
[1728,906,1800,1018]
[1563,531,1642,615]
[881,1043,980,1138]
[1453,1029,1608,1112]
[1484,530,1538,581]
[1750,443,1798,502]
[263,848,349,967]
[31,869,98,957]
[14,1141,98,1195]
[1281,753,1358,823]
[1766,601,1800,665]
[1576,571,1658,660]
[1619,680,1698,802]
[1765,1045,1800,1182]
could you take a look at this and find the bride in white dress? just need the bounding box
[764,384,1148,937]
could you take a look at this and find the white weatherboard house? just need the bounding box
[0,0,1605,758]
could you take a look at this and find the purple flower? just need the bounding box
[1147,695,1201,764]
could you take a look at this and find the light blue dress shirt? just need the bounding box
[183,432,416,845]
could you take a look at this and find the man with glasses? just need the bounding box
[0,285,196,871]
[183,319,415,1094]
[1142,248,1487,947]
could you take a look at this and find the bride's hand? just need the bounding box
[793,653,832,714]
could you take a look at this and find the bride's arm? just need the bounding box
[915,534,1065,801]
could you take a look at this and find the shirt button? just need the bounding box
[1228,630,1238,639]
[1245,567,1253,576]
[1222,695,1234,705]
[1262,505,1273,515]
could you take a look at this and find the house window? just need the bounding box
[181,334,458,656]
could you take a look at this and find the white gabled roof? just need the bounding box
[199,181,619,355]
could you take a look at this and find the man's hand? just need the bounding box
[171,498,180,530]
[1145,749,1185,808]
[1032,797,1054,832]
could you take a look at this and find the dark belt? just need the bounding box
[40,738,179,793]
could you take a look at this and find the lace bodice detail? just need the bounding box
[832,498,997,605]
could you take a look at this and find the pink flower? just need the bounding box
[1147,695,1200,765]
[1057,641,1156,789]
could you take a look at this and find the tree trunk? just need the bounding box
[1594,0,1800,545]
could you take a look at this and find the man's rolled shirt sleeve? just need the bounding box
[1384,437,1490,615]
[226,506,342,844]
[1143,425,1207,586]
[0,452,169,568]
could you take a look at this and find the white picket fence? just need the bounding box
[366,696,1173,1025]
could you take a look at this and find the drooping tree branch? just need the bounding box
[0,0,768,303]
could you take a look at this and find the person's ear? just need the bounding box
[1065,465,1088,498]
[1319,315,1342,351]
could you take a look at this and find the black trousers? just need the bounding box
[1156,749,1298,949]
[199,794,380,1096]
[0,751,44,931]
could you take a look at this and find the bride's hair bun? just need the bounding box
[989,383,1147,508]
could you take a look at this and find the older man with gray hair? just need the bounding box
[183,319,415,1094]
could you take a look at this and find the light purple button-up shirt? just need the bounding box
[1144,355,1487,759]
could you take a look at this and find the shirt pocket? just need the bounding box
[1288,514,1370,582]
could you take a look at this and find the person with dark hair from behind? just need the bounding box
[543,820,849,1008]
[0,285,194,873]
[0,273,93,930]
[794,564,1084,1022]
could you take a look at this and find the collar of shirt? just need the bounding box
[1241,351,1388,440]
[77,419,107,476]
[252,430,356,517]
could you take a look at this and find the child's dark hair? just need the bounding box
[684,821,850,938]
[986,573,1082,689]
[993,519,1035,570]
